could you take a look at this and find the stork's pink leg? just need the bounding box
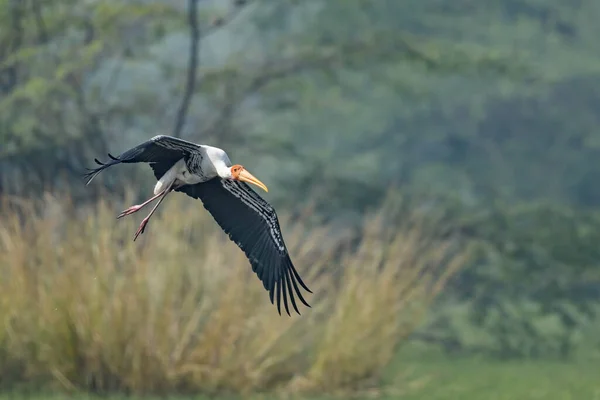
[133,182,175,241]
[117,190,166,219]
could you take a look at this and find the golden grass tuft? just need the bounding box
[0,192,467,396]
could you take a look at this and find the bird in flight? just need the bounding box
[83,135,311,315]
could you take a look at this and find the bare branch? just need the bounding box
[172,0,200,138]
[172,0,251,138]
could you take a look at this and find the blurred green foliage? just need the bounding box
[419,200,600,359]
[1,0,600,360]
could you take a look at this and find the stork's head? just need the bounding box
[229,164,269,192]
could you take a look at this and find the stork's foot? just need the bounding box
[133,217,150,241]
[117,204,143,219]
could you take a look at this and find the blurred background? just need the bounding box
[1,0,600,399]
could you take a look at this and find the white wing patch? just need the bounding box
[221,179,286,252]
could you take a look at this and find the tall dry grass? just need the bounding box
[0,192,467,396]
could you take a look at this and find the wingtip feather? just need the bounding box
[289,261,313,294]
[276,278,282,316]
[280,272,291,316]
[284,267,301,315]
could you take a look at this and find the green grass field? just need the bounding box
[395,355,600,400]
[3,351,599,400]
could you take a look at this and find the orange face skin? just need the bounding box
[230,164,245,179]
[229,164,269,192]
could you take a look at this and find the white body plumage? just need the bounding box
[153,145,234,195]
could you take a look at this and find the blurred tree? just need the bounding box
[2,0,600,360]
[0,0,522,202]
[0,0,183,197]
[413,198,600,359]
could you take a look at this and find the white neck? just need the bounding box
[202,145,233,178]
[213,159,232,178]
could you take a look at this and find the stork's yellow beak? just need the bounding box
[238,169,269,192]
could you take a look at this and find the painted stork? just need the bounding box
[83,135,311,315]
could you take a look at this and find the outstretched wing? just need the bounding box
[177,178,312,316]
[83,135,202,184]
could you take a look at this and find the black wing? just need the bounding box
[178,178,312,316]
[83,135,202,185]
